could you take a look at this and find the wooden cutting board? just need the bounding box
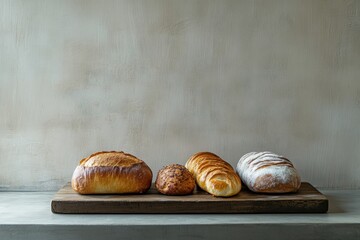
[51,182,328,214]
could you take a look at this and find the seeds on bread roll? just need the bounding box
[155,164,195,195]
[185,152,241,197]
[236,151,301,193]
[71,151,152,194]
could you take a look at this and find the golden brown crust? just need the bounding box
[79,151,142,167]
[185,152,241,197]
[71,151,152,194]
[155,164,195,195]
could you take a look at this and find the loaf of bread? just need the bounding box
[185,152,241,197]
[155,164,195,195]
[71,151,153,194]
[236,151,301,193]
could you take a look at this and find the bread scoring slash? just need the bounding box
[185,152,241,197]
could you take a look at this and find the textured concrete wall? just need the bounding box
[0,0,359,190]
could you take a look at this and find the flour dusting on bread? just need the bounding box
[236,151,301,193]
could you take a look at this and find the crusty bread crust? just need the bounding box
[155,164,195,195]
[185,152,241,197]
[236,151,301,193]
[71,151,152,194]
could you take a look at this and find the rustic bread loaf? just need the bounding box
[155,164,195,195]
[236,151,301,193]
[185,152,241,197]
[71,151,152,194]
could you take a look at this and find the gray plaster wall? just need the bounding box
[0,0,359,190]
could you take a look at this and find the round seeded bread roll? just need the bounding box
[71,151,153,194]
[155,164,195,195]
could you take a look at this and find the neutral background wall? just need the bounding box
[0,0,359,191]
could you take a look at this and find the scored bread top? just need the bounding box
[186,152,234,176]
[185,152,241,197]
[236,151,301,193]
[79,151,142,167]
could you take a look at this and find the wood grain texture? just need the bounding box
[0,0,360,190]
[51,182,328,213]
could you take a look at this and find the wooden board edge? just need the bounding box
[51,182,329,214]
[51,199,329,214]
